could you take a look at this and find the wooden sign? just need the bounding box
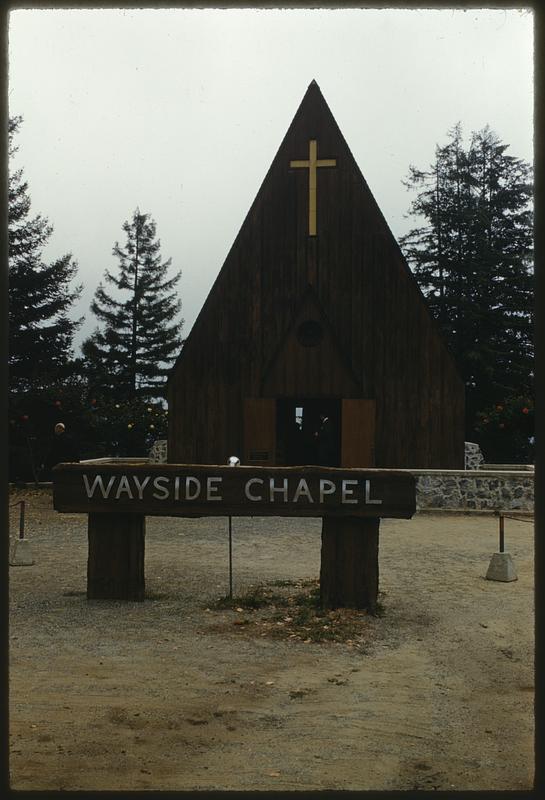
[53,462,415,519]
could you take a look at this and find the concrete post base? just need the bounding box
[486,551,517,582]
[10,537,35,566]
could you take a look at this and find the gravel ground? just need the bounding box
[8,487,534,791]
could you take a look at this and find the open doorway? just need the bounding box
[276,398,341,466]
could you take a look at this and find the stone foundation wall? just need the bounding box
[411,469,534,512]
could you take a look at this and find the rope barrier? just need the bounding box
[499,514,533,524]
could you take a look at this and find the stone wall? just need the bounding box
[411,469,534,512]
[146,439,532,511]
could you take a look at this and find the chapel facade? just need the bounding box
[167,81,465,469]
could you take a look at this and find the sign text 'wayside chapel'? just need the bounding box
[53,464,416,519]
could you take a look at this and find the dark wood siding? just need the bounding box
[168,81,465,468]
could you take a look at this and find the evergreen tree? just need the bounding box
[82,209,183,400]
[8,116,82,392]
[400,125,533,459]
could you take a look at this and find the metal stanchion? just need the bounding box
[18,499,25,539]
[485,510,532,582]
[10,499,34,566]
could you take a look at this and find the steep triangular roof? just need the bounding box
[170,79,461,387]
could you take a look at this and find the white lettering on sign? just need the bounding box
[293,478,314,503]
[319,479,336,503]
[133,475,151,500]
[207,477,223,501]
[185,476,200,500]
[245,478,263,501]
[115,475,133,499]
[365,479,382,505]
[152,476,169,500]
[269,477,289,502]
[341,479,358,504]
[83,474,116,499]
[79,473,387,508]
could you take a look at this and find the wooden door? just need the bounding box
[341,399,376,467]
[243,398,276,465]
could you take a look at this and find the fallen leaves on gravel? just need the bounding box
[206,579,375,649]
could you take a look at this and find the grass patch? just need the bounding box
[207,579,377,649]
[373,601,386,617]
[269,579,299,588]
[144,591,171,601]
[212,585,287,610]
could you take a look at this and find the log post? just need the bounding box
[319,516,379,611]
[87,512,146,601]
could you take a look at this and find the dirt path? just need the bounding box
[8,488,534,791]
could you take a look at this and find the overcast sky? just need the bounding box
[8,7,534,352]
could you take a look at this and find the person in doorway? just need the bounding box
[43,422,80,479]
[314,412,336,466]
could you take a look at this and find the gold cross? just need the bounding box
[290,139,336,236]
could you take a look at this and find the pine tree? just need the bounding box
[9,116,82,392]
[82,209,183,400]
[400,125,533,458]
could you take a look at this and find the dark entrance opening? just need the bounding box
[276,398,341,466]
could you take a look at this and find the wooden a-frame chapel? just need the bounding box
[168,80,465,469]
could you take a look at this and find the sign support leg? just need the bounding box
[87,512,146,601]
[319,516,379,611]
